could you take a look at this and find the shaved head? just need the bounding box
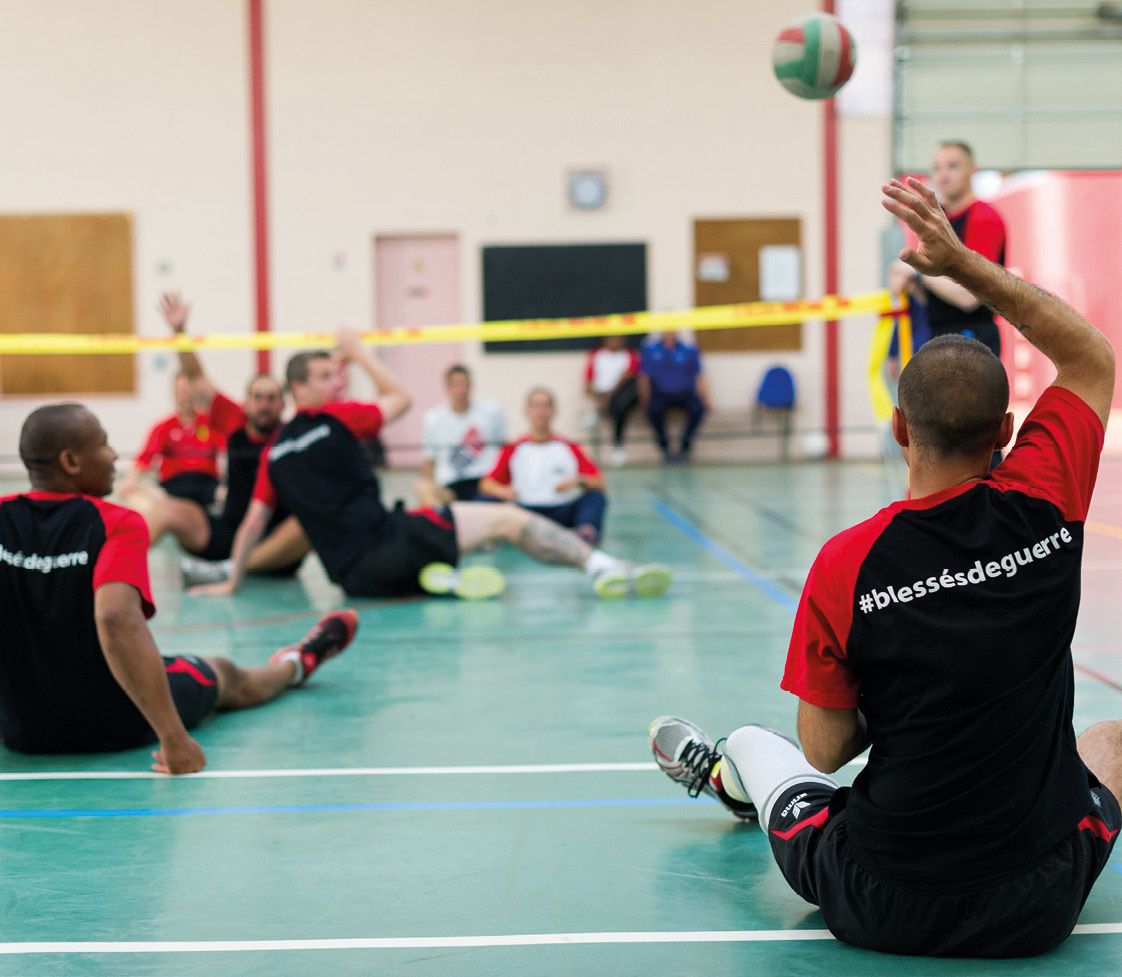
[19,404,95,477]
[898,335,1009,459]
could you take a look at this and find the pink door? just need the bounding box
[374,235,462,467]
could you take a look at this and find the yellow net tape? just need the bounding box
[867,294,912,422]
[0,290,894,355]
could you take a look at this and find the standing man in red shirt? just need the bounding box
[0,404,357,774]
[648,177,1119,957]
[893,141,1007,358]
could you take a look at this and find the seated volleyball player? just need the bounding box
[0,404,356,774]
[649,178,1121,957]
[120,292,310,585]
[479,387,608,545]
[193,329,671,601]
[117,309,227,508]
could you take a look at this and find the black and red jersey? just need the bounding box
[253,402,384,581]
[782,387,1102,885]
[0,492,158,753]
[927,198,1007,352]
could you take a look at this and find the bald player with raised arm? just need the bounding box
[648,177,1119,957]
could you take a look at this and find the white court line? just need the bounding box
[0,758,870,782]
[0,924,1119,954]
[0,762,658,781]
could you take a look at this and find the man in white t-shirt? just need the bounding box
[479,388,607,545]
[584,336,641,467]
[417,365,507,507]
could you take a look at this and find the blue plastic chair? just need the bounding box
[754,366,796,458]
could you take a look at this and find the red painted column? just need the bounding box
[824,91,840,458]
[249,0,271,374]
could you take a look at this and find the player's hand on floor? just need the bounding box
[151,734,207,775]
[188,581,237,598]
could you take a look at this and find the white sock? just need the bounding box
[276,648,304,687]
[584,549,623,577]
[721,725,837,827]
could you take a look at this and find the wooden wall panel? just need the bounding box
[694,218,802,353]
[0,215,135,395]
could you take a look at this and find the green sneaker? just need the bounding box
[634,563,672,597]
[419,563,506,600]
[593,567,630,600]
[593,563,673,600]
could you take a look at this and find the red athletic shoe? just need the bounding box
[270,609,359,686]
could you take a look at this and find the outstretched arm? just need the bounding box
[160,292,216,410]
[190,499,273,596]
[335,328,412,424]
[94,582,207,774]
[882,177,1115,427]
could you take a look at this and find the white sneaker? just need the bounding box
[609,447,627,467]
[180,557,232,587]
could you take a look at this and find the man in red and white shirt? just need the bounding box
[649,178,1121,957]
[0,404,356,773]
[480,387,607,545]
[584,336,640,466]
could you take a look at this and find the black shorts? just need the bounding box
[445,477,481,501]
[191,513,237,561]
[163,655,220,730]
[767,780,1121,957]
[188,514,304,576]
[338,505,459,597]
[161,472,219,507]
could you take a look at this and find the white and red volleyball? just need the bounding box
[772,13,857,101]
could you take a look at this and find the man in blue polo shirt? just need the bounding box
[638,332,709,463]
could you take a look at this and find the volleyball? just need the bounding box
[772,13,857,101]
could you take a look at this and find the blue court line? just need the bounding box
[651,497,798,611]
[0,797,717,819]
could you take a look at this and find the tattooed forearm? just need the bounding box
[981,280,1062,338]
[516,513,590,567]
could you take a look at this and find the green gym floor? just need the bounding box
[2,460,1121,976]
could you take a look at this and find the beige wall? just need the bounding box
[0,0,892,474]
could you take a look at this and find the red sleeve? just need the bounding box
[585,350,597,382]
[568,441,601,477]
[208,392,247,438]
[961,202,1006,263]
[133,418,169,470]
[487,443,516,484]
[313,401,384,440]
[780,553,860,708]
[92,503,155,619]
[780,514,891,709]
[990,386,1103,521]
[627,349,640,375]
[250,441,278,509]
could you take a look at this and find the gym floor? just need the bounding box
[1,459,1120,976]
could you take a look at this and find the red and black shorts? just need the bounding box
[162,655,220,730]
[338,504,459,597]
[767,779,1120,957]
